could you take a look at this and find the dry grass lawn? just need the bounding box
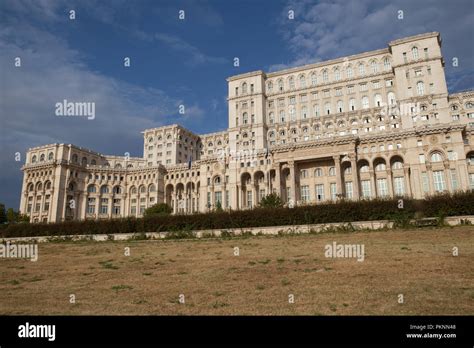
[0,226,473,315]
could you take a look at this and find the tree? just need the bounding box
[6,208,17,223]
[259,193,284,208]
[0,203,6,223]
[143,203,172,217]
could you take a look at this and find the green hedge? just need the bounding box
[2,191,474,238]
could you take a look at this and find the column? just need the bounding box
[404,167,412,197]
[288,161,296,203]
[351,156,360,199]
[369,169,376,199]
[387,169,394,197]
[274,164,281,196]
[333,155,342,197]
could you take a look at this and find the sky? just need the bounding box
[1,0,473,210]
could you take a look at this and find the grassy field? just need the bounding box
[0,226,473,315]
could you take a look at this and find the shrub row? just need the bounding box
[2,191,474,238]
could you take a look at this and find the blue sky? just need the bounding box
[1,0,473,210]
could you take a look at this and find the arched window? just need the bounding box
[322,70,329,82]
[392,160,403,170]
[383,57,391,71]
[360,164,369,173]
[299,75,306,88]
[358,63,365,76]
[100,185,109,194]
[375,163,386,171]
[370,60,378,73]
[337,100,343,113]
[288,76,295,89]
[346,66,353,78]
[362,96,369,109]
[311,73,317,86]
[279,130,286,137]
[467,153,474,165]
[280,110,285,123]
[115,163,122,168]
[324,102,331,115]
[148,137,153,143]
[329,167,335,176]
[416,81,425,96]
[430,152,443,162]
[113,186,122,194]
[81,157,87,166]
[91,159,96,165]
[140,186,146,193]
[349,98,356,111]
[387,92,396,105]
[301,105,308,119]
[278,79,284,91]
[334,68,341,81]
[242,82,248,94]
[214,176,221,185]
[465,101,474,109]
[374,94,383,107]
[344,166,352,175]
[269,131,275,138]
[39,154,45,162]
[130,187,137,194]
[267,81,273,93]
[243,112,248,124]
[314,168,323,177]
[412,46,419,59]
[148,184,156,193]
[48,152,54,160]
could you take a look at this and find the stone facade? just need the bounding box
[20,32,474,223]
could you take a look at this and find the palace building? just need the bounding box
[20,32,474,223]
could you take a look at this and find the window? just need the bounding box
[387,92,396,105]
[100,186,109,194]
[430,152,443,162]
[362,96,369,109]
[432,171,446,192]
[87,198,96,214]
[393,177,405,196]
[383,58,391,71]
[311,73,317,86]
[289,76,295,89]
[392,160,403,170]
[246,190,253,208]
[450,169,458,190]
[242,82,247,94]
[100,198,108,214]
[267,81,273,92]
[416,81,424,96]
[278,79,284,91]
[377,178,388,197]
[374,94,382,107]
[337,100,343,113]
[358,63,365,76]
[419,154,426,164]
[330,183,337,200]
[328,167,335,176]
[421,172,429,193]
[470,173,474,190]
[301,185,310,202]
[214,191,222,206]
[361,180,371,198]
[359,83,368,92]
[300,169,308,179]
[315,184,324,202]
[314,168,323,177]
[349,98,356,111]
[346,66,353,78]
[412,46,419,59]
[87,185,96,193]
[370,60,378,74]
[334,68,341,81]
[322,70,329,82]
[269,112,274,124]
[243,112,248,124]
[324,103,331,115]
[280,110,285,122]
[345,182,353,199]
[299,75,306,88]
[313,104,320,117]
